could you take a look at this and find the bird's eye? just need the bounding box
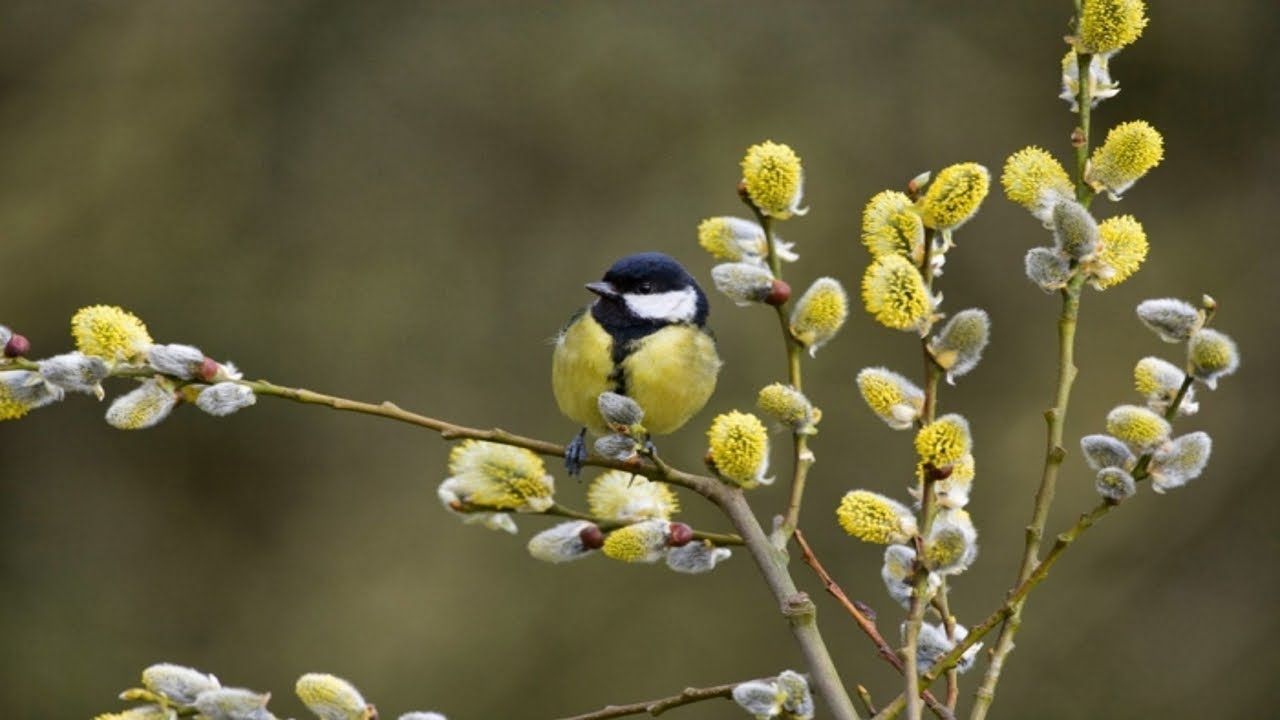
[637,282,653,294]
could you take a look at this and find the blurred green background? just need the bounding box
[2,2,1277,718]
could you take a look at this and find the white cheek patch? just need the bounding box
[624,287,698,323]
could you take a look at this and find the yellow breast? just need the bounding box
[552,312,616,433]
[620,324,720,435]
[552,313,721,436]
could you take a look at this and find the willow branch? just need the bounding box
[557,679,745,720]
[872,375,1198,720]
[716,488,861,720]
[448,501,743,546]
[794,530,953,720]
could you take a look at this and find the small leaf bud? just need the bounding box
[765,278,791,306]
[666,522,694,547]
[4,333,30,358]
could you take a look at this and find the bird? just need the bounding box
[552,252,722,475]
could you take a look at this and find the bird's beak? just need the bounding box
[585,281,620,299]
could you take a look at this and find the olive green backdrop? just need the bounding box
[2,2,1277,718]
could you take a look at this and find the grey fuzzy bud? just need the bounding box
[711,262,775,306]
[1080,434,1135,471]
[0,370,62,410]
[142,663,220,705]
[1187,328,1239,389]
[665,541,732,574]
[106,379,178,430]
[195,382,256,417]
[1150,431,1212,494]
[1051,200,1100,259]
[1095,467,1136,501]
[1025,247,1071,291]
[776,670,814,719]
[0,325,10,348]
[929,308,990,382]
[527,521,597,563]
[193,688,277,720]
[593,434,638,461]
[1136,298,1203,343]
[597,391,644,427]
[732,680,784,719]
[147,343,207,379]
[911,623,981,674]
[38,352,108,396]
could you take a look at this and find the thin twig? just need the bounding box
[556,680,744,720]
[794,530,953,720]
[873,376,1198,720]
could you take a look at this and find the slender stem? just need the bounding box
[902,477,939,720]
[793,530,953,720]
[557,679,746,720]
[969,13,1098,710]
[716,488,861,720]
[745,207,814,545]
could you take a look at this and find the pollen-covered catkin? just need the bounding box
[1002,146,1073,223]
[789,278,848,356]
[706,411,771,488]
[740,141,806,219]
[918,162,990,230]
[862,254,933,332]
[836,490,918,545]
[1087,120,1164,198]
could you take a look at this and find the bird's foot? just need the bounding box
[564,429,588,477]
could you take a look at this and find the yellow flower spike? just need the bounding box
[706,411,772,488]
[1091,215,1148,289]
[296,673,372,720]
[740,141,807,219]
[861,254,933,333]
[1086,121,1164,198]
[862,190,926,261]
[917,162,990,231]
[1078,0,1148,55]
[1133,356,1198,415]
[697,216,768,262]
[836,490,918,545]
[757,382,818,433]
[601,519,669,563]
[856,367,924,430]
[71,305,153,363]
[1105,404,1171,453]
[915,414,972,468]
[444,440,554,512]
[587,470,679,522]
[1001,147,1073,223]
[789,278,848,356]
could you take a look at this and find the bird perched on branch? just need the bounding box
[552,252,721,475]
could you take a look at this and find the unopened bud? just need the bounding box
[667,522,694,547]
[907,170,932,197]
[597,391,644,428]
[766,279,791,306]
[579,524,605,550]
[197,357,220,382]
[4,333,30,358]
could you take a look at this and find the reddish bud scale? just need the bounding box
[197,357,220,382]
[766,279,791,306]
[667,522,694,547]
[579,524,605,550]
[4,334,30,358]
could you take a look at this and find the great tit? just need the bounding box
[552,252,722,474]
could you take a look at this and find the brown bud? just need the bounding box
[196,357,220,382]
[923,463,953,482]
[1070,127,1087,148]
[4,333,30,358]
[579,524,605,550]
[667,522,694,547]
[765,279,791,306]
[736,180,751,204]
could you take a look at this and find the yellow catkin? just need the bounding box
[1001,146,1072,213]
[740,141,805,219]
[1094,215,1148,288]
[862,190,924,260]
[707,411,770,487]
[71,305,153,362]
[915,414,972,467]
[1078,0,1148,54]
[918,162,990,230]
[836,490,916,545]
[862,255,931,332]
